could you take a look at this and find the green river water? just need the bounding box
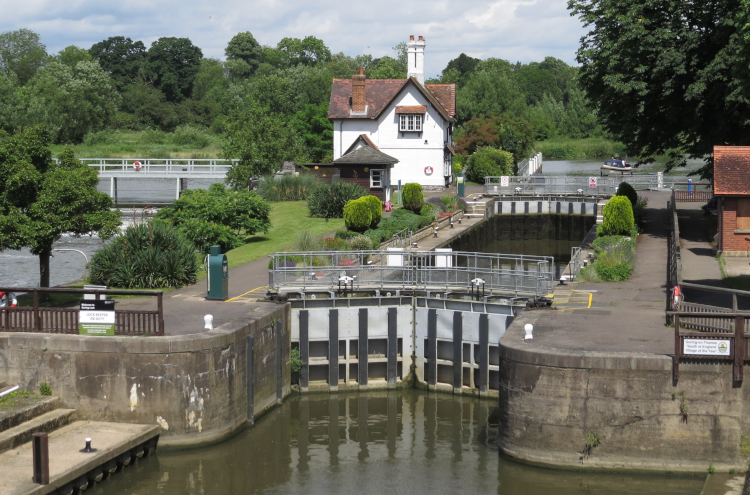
[90,391,703,495]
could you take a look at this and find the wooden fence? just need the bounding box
[0,287,164,336]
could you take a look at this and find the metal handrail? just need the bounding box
[268,250,556,298]
[53,158,240,178]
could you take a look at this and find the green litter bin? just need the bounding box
[207,245,228,300]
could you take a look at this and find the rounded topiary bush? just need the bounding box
[598,196,634,236]
[616,182,638,206]
[402,183,424,213]
[343,198,372,233]
[88,221,198,289]
[362,195,382,229]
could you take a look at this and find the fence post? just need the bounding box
[157,292,164,335]
[33,289,40,332]
[32,432,49,485]
[735,315,744,383]
[673,315,681,381]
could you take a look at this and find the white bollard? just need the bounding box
[524,324,533,341]
[204,314,214,330]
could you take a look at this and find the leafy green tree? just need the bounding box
[89,36,147,88]
[516,64,562,105]
[367,56,406,79]
[392,42,408,74]
[120,83,178,130]
[156,183,271,253]
[0,29,47,85]
[569,0,747,176]
[443,53,480,85]
[225,31,263,75]
[146,37,203,102]
[0,73,23,133]
[456,59,526,122]
[275,36,332,67]
[455,114,533,165]
[292,102,333,162]
[23,61,121,143]
[222,99,301,189]
[0,127,120,287]
[55,46,93,68]
[464,147,514,183]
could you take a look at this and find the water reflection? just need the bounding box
[90,391,703,495]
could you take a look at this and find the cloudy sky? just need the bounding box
[0,0,587,76]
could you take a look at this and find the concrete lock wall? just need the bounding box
[499,320,750,472]
[291,297,513,397]
[0,304,291,449]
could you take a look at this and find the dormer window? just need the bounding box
[399,114,422,132]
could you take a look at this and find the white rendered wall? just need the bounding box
[332,84,449,188]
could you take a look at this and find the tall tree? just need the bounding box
[0,29,47,85]
[55,46,93,68]
[146,37,203,102]
[292,102,334,162]
[569,0,749,175]
[275,36,331,67]
[89,36,147,88]
[225,31,263,75]
[0,127,120,287]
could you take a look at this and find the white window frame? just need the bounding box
[399,114,422,132]
[370,169,385,188]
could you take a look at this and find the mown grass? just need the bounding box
[50,129,223,159]
[204,201,345,274]
[534,137,627,161]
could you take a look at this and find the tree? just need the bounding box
[456,59,526,122]
[24,61,121,143]
[292,102,333,162]
[55,46,93,68]
[0,127,120,287]
[569,0,748,176]
[0,29,47,85]
[156,183,271,253]
[225,31,263,75]
[0,73,23,133]
[464,147,514,183]
[367,56,406,79]
[443,53,480,85]
[89,36,147,88]
[146,37,203,102]
[455,114,534,165]
[275,36,332,67]
[120,83,178,131]
[222,99,301,189]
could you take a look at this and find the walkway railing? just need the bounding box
[673,182,712,202]
[0,287,164,336]
[517,152,542,177]
[484,174,707,196]
[58,158,239,178]
[268,250,556,298]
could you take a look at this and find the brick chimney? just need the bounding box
[407,35,426,86]
[352,67,366,112]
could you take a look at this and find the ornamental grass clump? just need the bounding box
[308,181,366,218]
[257,174,319,201]
[88,221,199,289]
[598,196,634,236]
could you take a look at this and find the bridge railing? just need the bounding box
[484,176,617,196]
[56,158,240,177]
[268,250,556,298]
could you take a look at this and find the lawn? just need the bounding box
[222,201,345,271]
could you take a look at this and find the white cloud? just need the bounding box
[0,0,587,76]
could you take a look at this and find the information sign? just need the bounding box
[500,176,509,187]
[588,177,598,188]
[79,300,116,336]
[683,339,731,356]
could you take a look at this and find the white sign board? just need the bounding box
[435,248,453,268]
[683,339,731,356]
[588,177,598,188]
[500,176,509,187]
[386,247,404,267]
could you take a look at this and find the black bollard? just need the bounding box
[32,432,49,485]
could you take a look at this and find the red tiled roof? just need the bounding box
[344,134,379,155]
[395,105,426,114]
[426,84,456,117]
[329,78,455,121]
[714,146,750,195]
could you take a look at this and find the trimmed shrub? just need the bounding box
[257,174,319,202]
[349,234,373,250]
[362,195,382,229]
[88,221,198,289]
[308,181,367,218]
[335,230,360,240]
[402,183,424,213]
[598,196,634,236]
[616,182,638,206]
[343,198,372,233]
[465,147,514,184]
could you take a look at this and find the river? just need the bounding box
[89,391,702,495]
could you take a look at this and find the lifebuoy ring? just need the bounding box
[425,166,433,175]
[0,291,18,308]
[133,160,142,171]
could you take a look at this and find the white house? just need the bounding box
[328,35,456,201]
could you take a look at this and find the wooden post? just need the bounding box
[32,432,49,484]
[33,289,40,332]
[157,292,164,336]
[735,315,744,382]
[673,315,681,381]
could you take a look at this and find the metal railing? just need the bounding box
[58,158,240,178]
[389,227,414,248]
[517,152,542,177]
[564,247,582,281]
[484,174,709,196]
[0,287,164,336]
[268,250,556,298]
[666,195,681,312]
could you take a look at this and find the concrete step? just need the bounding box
[0,396,61,433]
[0,409,76,454]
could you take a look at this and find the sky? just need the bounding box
[0,0,588,77]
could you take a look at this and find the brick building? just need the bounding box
[715,146,750,255]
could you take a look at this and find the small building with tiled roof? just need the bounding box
[715,146,750,254]
[328,35,456,201]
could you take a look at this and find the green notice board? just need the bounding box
[79,300,116,336]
